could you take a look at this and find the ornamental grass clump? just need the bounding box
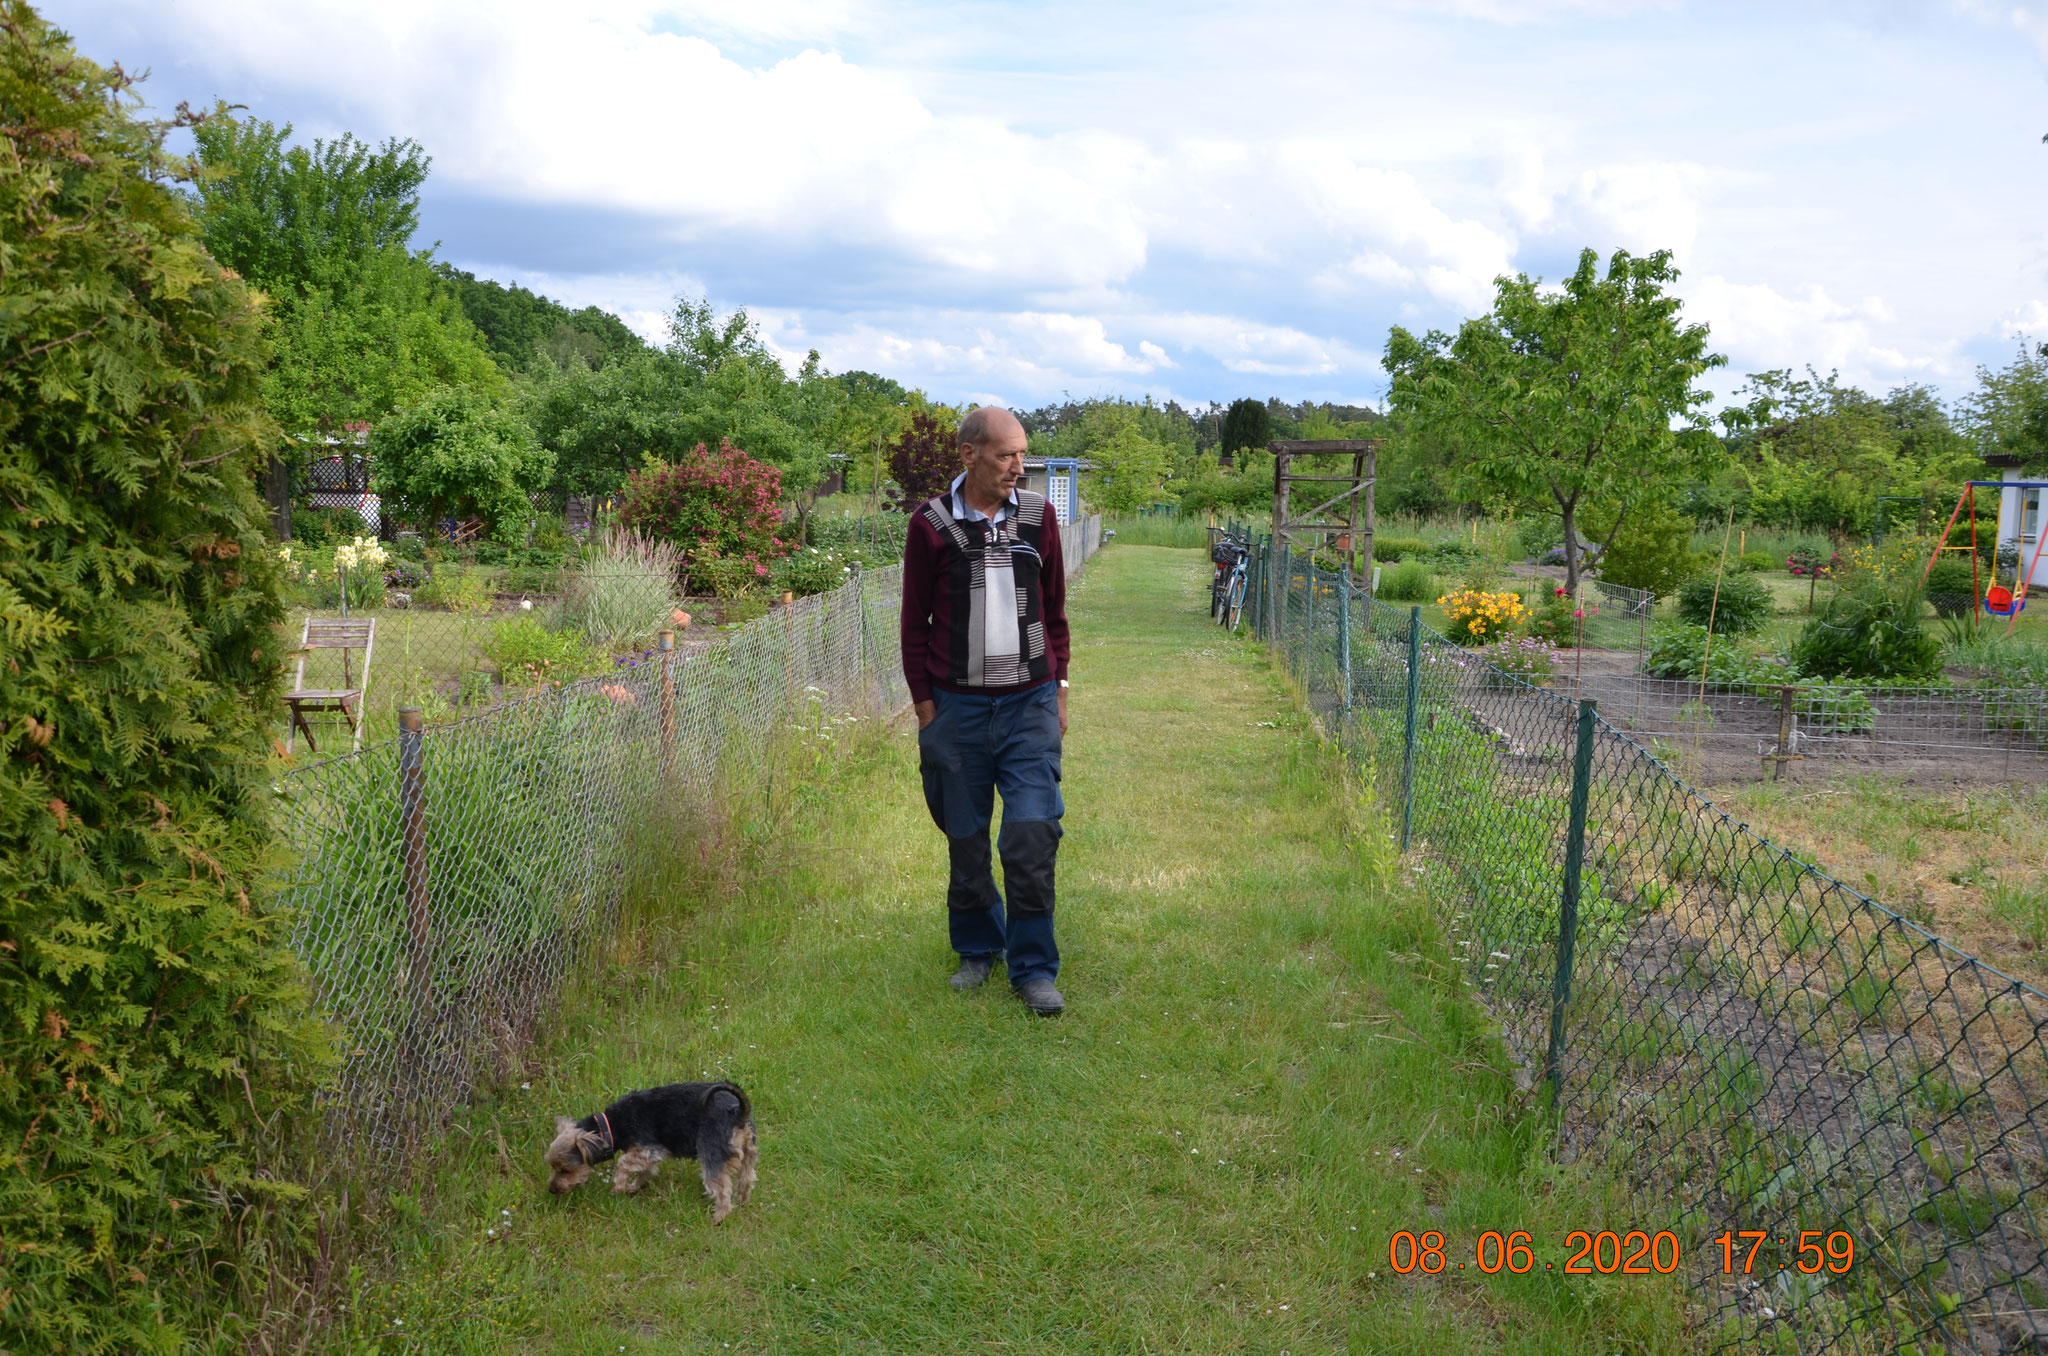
[0,15,327,1347]
[1437,588,1528,645]
[556,528,682,647]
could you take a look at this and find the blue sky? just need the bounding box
[48,0,2048,412]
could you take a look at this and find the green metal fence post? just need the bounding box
[1302,562,1316,684]
[1545,698,1600,1105]
[1338,567,1352,715]
[1400,606,1421,850]
[1278,541,1292,661]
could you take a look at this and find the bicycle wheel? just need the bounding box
[1224,569,1247,630]
[1210,567,1225,619]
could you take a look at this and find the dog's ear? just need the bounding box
[554,1116,576,1137]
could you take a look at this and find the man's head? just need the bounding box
[958,405,1027,508]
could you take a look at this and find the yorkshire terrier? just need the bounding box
[544,1080,757,1222]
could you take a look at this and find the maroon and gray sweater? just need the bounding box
[900,487,1069,705]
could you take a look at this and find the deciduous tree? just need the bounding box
[1384,248,1724,596]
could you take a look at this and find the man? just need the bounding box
[900,405,1071,1015]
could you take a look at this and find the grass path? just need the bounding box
[349,546,1686,1354]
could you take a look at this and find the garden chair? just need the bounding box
[284,616,376,754]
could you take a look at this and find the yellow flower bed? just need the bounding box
[1437,588,1528,643]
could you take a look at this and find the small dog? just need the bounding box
[544,1081,757,1222]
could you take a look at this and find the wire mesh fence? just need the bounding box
[273,513,1103,1165]
[1238,536,2048,1354]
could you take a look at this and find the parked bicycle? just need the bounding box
[1210,529,1250,630]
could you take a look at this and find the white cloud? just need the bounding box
[1687,275,1939,393]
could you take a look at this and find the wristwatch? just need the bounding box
[1058,679,1070,689]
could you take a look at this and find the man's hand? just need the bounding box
[1057,686,1068,736]
[915,699,937,730]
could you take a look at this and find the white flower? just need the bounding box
[520,599,533,610]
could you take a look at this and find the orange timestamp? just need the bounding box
[1714,1229,1856,1275]
[1386,1229,1683,1276]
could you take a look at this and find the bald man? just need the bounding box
[900,405,1072,1015]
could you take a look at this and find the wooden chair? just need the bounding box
[285,617,376,754]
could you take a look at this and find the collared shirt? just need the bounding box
[948,472,1017,524]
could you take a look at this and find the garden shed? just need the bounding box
[1989,459,2048,590]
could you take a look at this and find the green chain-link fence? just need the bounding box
[1236,534,2048,1355]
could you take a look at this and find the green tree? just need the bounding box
[0,10,324,1347]
[1596,499,1697,597]
[1960,342,2048,470]
[188,112,503,435]
[1219,397,1271,464]
[371,387,554,541]
[1384,247,1724,596]
[1072,403,1174,514]
[434,263,649,371]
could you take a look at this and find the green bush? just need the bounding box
[1597,501,1696,598]
[1377,560,1435,602]
[371,386,553,543]
[1372,535,1431,562]
[772,545,860,597]
[1737,550,1777,574]
[481,615,607,684]
[1516,516,1561,559]
[0,18,327,1347]
[288,503,360,549]
[1645,625,1788,684]
[1791,584,1943,681]
[417,564,494,613]
[1675,573,1773,634]
[1925,558,1978,619]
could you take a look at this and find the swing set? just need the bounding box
[1919,481,2048,632]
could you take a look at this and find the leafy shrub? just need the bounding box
[289,503,362,548]
[693,549,767,598]
[557,529,679,645]
[503,561,562,595]
[617,439,788,590]
[1524,586,1581,647]
[417,564,494,613]
[772,546,859,597]
[1737,550,1777,573]
[482,615,608,685]
[1791,584,1943,681]
[1438,588,1527,644]
[887,410,961,510]
[1516,516,1561,559]
[1676,573,1773,634]
[1925,558,1978,618]
[1372,535,1431,562]
[1430,538,1476,563]
[1377,560,1435,602]
[371,386,554,542]
[1786,546,1836,579]
[0,21,326,1346]
[1597,500,1695,598]
[1645,625,1788,684]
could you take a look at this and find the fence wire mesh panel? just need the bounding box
[276,520,1098,1167]
[1240,540,2048,1354]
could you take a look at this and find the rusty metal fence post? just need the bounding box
[397,705,432,1016]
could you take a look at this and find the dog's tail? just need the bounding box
[697,1081,751,1166]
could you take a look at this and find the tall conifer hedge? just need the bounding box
[0,6,324,1348]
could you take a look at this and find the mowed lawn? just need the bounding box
[338,545,1688,1354]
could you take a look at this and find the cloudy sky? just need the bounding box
[46,0,2048,411]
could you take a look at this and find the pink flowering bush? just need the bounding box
[617,439,789,591]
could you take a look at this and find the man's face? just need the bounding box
[962,421,1028,502]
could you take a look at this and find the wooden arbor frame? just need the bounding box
[1268,438,1380,619]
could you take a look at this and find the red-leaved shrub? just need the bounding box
[888,411,961,510]
[617,439,788,590]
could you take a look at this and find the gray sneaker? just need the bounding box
[949,956,995,991]
[1015,978,1064,1015]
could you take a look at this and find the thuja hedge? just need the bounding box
[0,8,325,1350]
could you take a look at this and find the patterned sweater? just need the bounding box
[900,486,1069,704]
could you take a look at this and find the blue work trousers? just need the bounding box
[917,682,1064,986]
